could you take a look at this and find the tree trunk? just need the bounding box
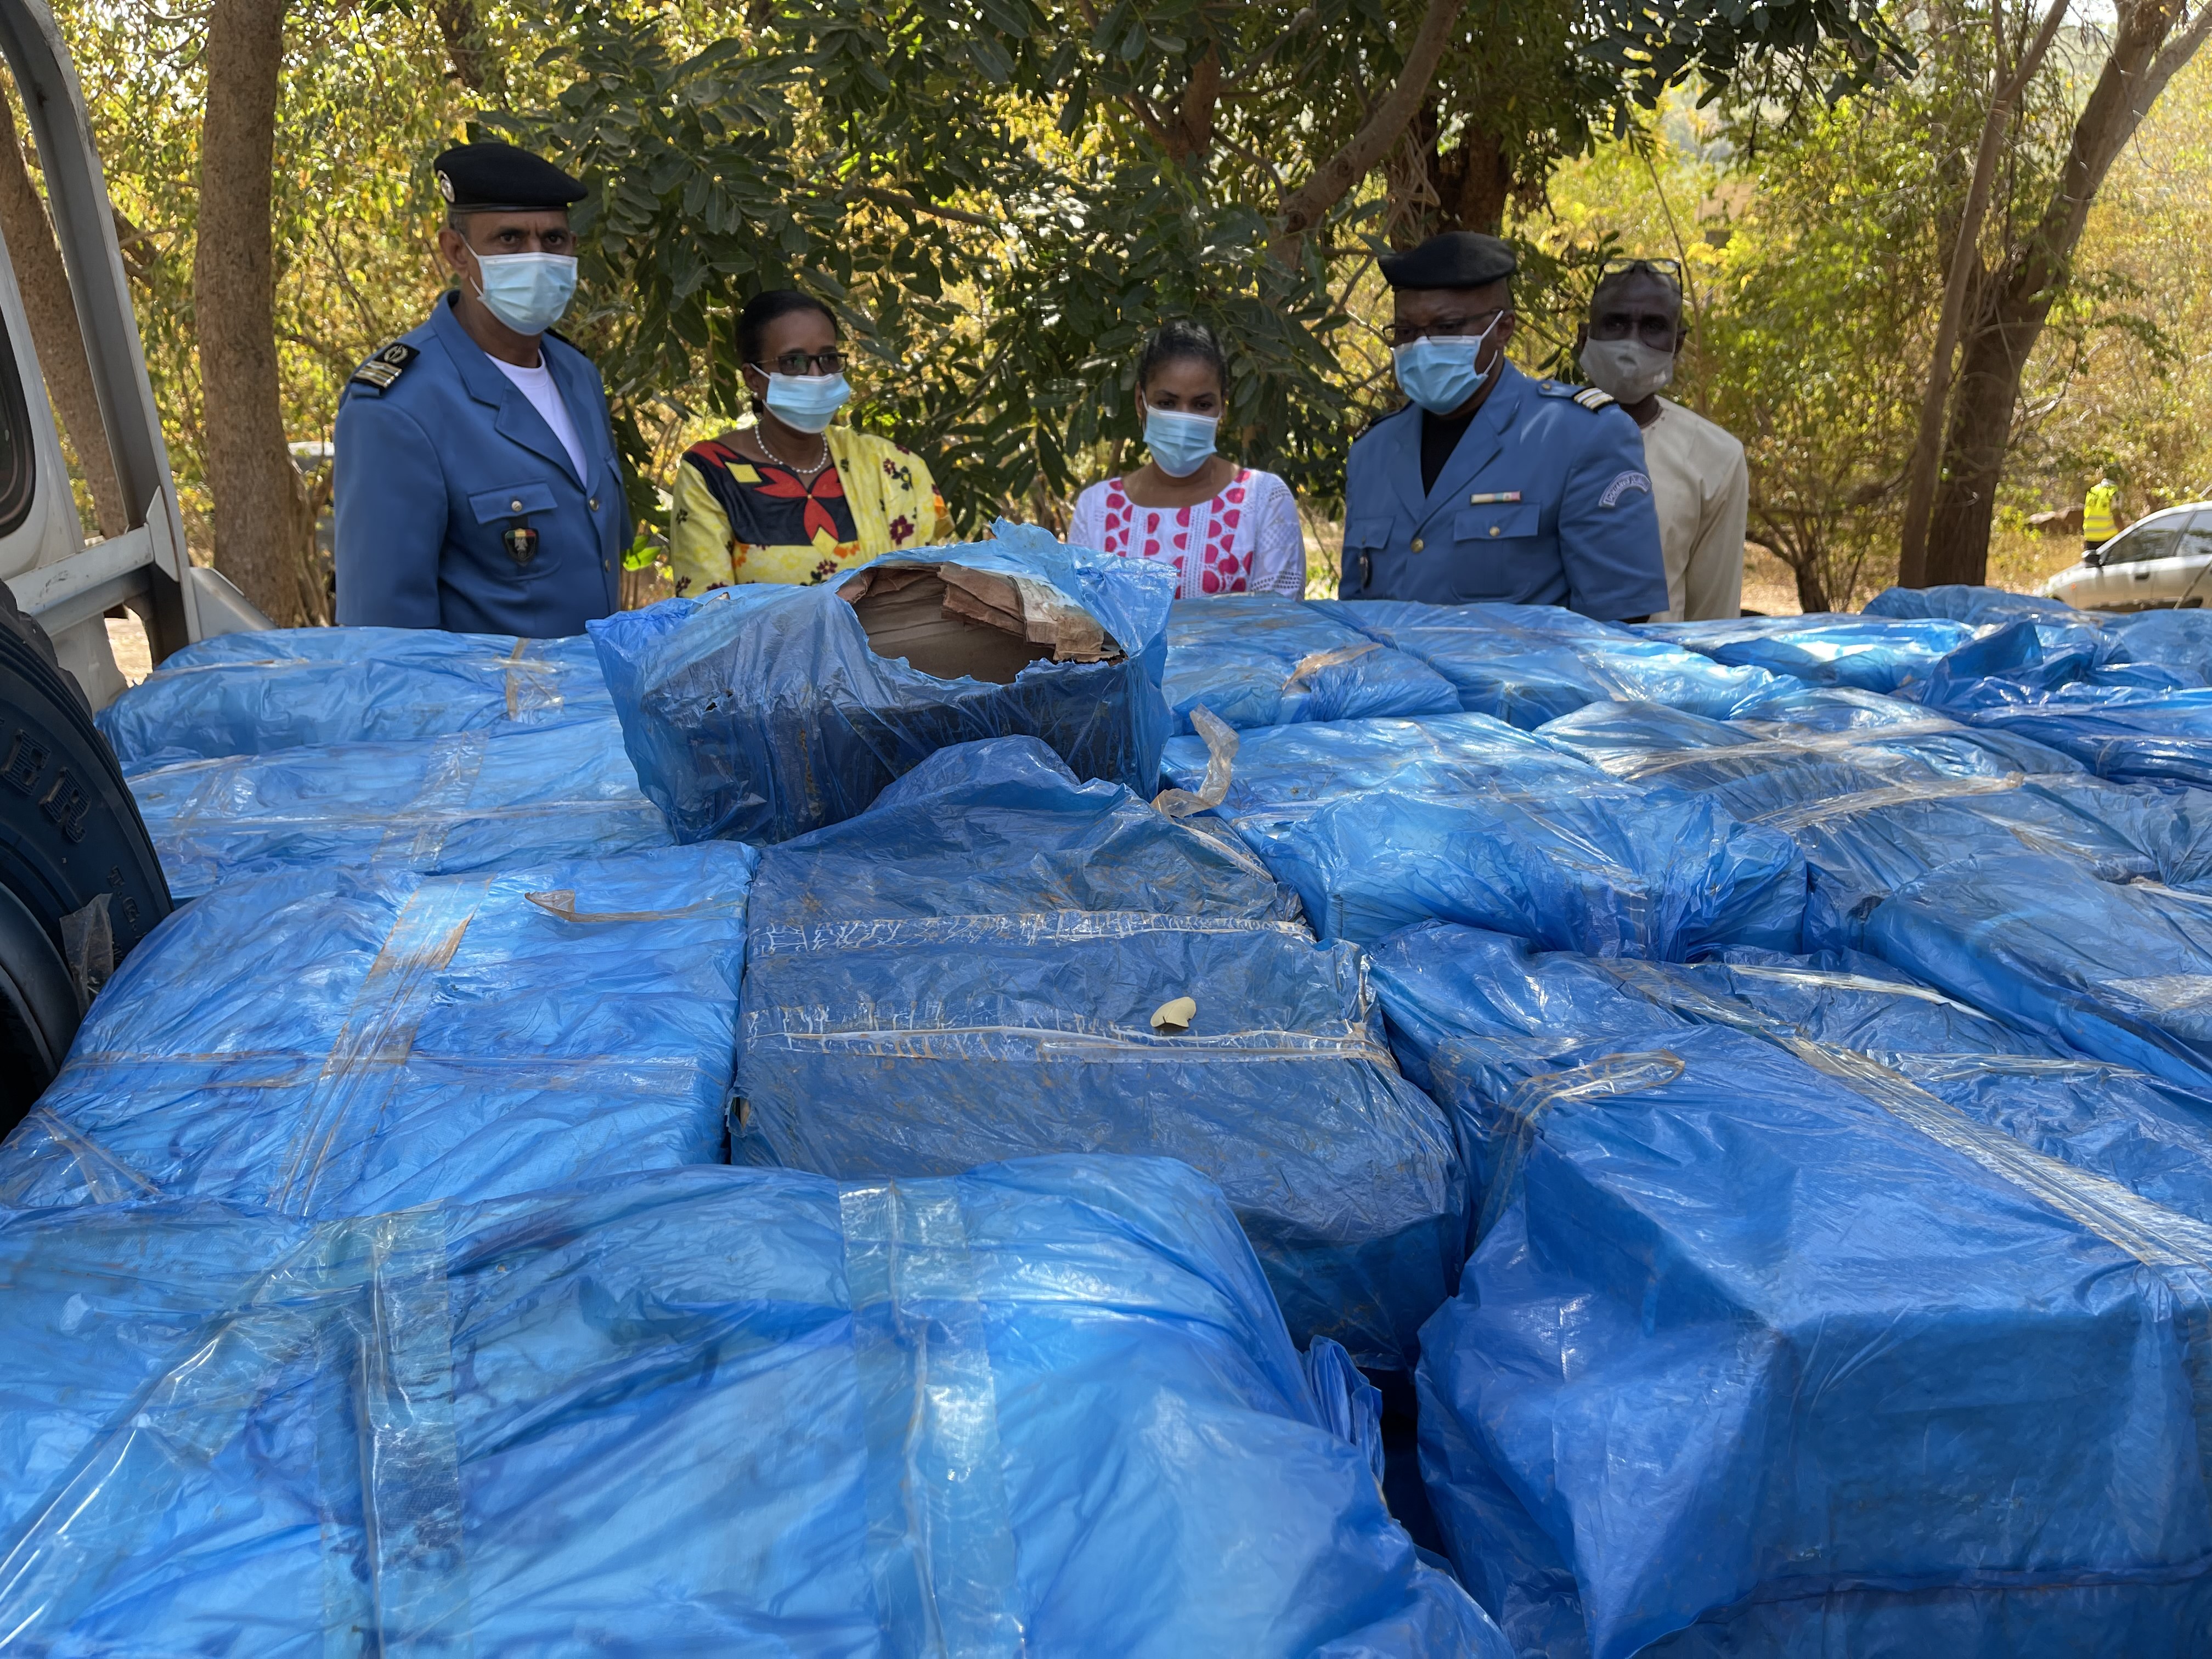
[0,82,127,538]
[1271,0,1469,262]
[1924,0,2212,585]
[195,0,313,626]
[1386,103,1510,245]
[1895,0,2070,588]
[432,0,501,99]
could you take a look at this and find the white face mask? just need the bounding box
[469,250,578,336]
[1578,338,1676,404]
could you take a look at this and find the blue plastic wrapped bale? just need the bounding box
[1904,616,2191,714]
[589,522,1176,844]
[122,717,669,899]
[1734,678,2091,770]
[0,842,756,1214]
[1968,686,2212,789]
[1862,583,2081,624]
[95,625,612,766]
[1158,712,1807,955]
[1369,922,2212,1658]
[1644,611,1980,692]
[1538,698,2212,950]
[2107,608,2212,685]
[1861,849,2212,1091]
[1161,594,1460,732]
[1313,599,1780,729]
[0,1158,1508,1655]
[1376,924,2212,1233]
[733,737,1465,1368]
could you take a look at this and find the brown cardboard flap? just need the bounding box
[839,560,1123,683]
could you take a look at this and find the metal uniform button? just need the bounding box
[509,497,523,511]
[1410,537,1425,552]
[1489,524,1502,537]
[589,497,600,512]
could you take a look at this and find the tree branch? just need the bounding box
[1270,0,1469,262]
[847,183,1000,229]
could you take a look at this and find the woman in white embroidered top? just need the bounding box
[1067,321,1307,597]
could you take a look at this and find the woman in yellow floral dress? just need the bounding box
[668,290,954,592]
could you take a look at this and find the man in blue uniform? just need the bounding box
[1339,231,1667,620]
[334,141,629,634]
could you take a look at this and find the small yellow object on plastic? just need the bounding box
[1150,996,1197,1034]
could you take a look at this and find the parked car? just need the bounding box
[2041,499,2212,611]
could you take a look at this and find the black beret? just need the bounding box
[1378,231,1517,291]
[433,142,585,213]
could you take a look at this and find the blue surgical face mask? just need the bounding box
[763,370,852,435]
[1392,317,1502,415]
[1144,407,1218,478]
[471,252,578,336]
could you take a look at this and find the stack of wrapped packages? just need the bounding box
[4,527,1508,1655]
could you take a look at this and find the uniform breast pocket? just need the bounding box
[1342,517,1392,590]
[1447,501,1547,602]
[1453,501,1543,544]
[469,482,560,577]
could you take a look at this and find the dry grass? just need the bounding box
[1985,524,2087,597]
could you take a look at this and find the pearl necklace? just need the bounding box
[755,426,831,478]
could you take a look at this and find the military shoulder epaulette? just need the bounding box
[1571,385,1616,411]
[348,341,418,395]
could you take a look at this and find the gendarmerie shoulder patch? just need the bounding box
[349,341,418,394]
[1572,386,1617,412]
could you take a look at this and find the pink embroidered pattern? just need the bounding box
[1098,471,1253,599]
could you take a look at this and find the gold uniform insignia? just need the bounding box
[1571,386,1617,411]
[348,341,419,393]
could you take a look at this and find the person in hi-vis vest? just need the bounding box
[2084,477,2119,555]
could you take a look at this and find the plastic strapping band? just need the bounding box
[840,1180,1025,1659]
[372,732,488,871]
[1712,962,1995,1017]
[347,1209,471,1654]
[1616,716,1965,779]
[502,638,562,720]
[1153,705,1237,818]
[1753,771,2024,833]
[269,876,492,1214]
[0,1108,162,1203]
[1281,641,1379,693]
[1476,1052,1685,1243]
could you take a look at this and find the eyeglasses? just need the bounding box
[752,350,847,376]
[1599,257,1683,283]
[1385,309,1508,348]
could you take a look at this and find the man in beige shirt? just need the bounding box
[1577,260,1749,622]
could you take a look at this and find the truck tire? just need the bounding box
[0,582,170,1130]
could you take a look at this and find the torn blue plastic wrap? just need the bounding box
[1538,698,2212,950]
[1313,599,1780,728]
[95,626,612,766]
[1369,922,2212,1659]
[1158,712,1807,955]
[1862,850,2212,1090]
[733,738,1466,1368]
[0,1158,1507,1655]
[0,842,755,1214]
[1644,612,1980,692]
[1968,686,2212,789]
[123,717,670,899]
[1161,594,1460,732]
[589,522,1176,844]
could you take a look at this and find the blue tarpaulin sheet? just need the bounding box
[1645,612,1980,692]
[590,523,1175,843]
[1161,594,1460,732]
[2107,609,2212,685]
[0,843,756,1215]
[96,626,611,765]
[1863,583,2080,625]
[733,737,1466,1368]
[1538,698,2212,950]
[1158,712,1806,955]
[1862,849,2212,1091]
[1370,921,2212,1659]
[0,1158,1506,1655]
[1968,686,2212,789]
[1313,600,1780,729]
[123,717,669,899]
